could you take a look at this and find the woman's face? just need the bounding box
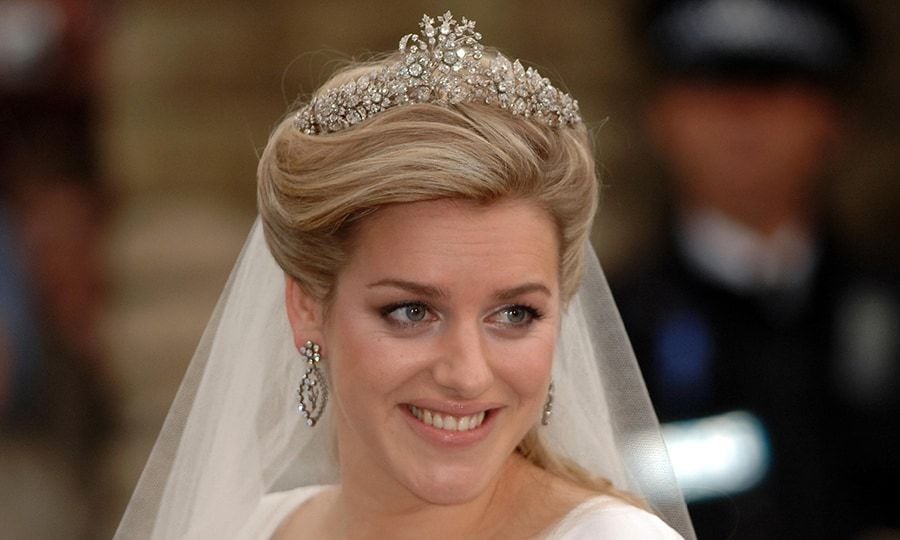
[319,198,560,505]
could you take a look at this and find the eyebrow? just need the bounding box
[366,279,551,301]
[367,279,449,299]
[495,283,552,301]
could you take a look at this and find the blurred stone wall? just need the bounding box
[95,1,900,535]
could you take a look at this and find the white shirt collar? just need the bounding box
[677,208,817,292]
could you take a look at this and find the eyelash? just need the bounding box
[379,302,544,328]
[380,301,432,328]
[497,304,544,325]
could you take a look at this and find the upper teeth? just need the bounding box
[409,405,486,432]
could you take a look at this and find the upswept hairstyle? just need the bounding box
[258,56,597,305]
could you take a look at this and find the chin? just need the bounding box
[403,463,497,506]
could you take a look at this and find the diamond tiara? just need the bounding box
[294,11,581,135]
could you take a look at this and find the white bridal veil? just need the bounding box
[115,219,696,539]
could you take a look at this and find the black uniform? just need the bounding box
[612,233,900,538]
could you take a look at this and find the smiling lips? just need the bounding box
[408,405,487,432]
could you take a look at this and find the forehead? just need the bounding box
[340,198,559,289]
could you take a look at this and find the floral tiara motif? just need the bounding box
[294,11,581,135]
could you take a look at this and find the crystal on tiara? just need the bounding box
[294,11,581,135]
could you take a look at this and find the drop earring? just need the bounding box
[541,381,554,426]
[297,340,328,427]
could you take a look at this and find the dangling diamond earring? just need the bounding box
[541,381,554,426]
[297,340,328,427]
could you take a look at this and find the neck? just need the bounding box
[331,452,541,539]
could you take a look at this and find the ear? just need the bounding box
[284,275,325,351]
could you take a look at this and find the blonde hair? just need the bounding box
[258,56,636,501]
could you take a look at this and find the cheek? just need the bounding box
[325,315,424,413]
[328,325,387,397]
[493,333,556,403]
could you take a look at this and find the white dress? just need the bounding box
[236,485,683,539]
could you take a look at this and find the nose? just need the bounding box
[431,319,494,399]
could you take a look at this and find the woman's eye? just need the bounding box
[384,302,431,324]
[495,305,541,325]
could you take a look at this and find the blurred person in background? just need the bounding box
[0,0,115,537]
[611,0,900,537]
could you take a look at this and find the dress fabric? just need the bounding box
[237,485,683,539]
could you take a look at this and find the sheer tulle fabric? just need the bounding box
[116,219,695,539]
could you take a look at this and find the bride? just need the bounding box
[117,12,694,539]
